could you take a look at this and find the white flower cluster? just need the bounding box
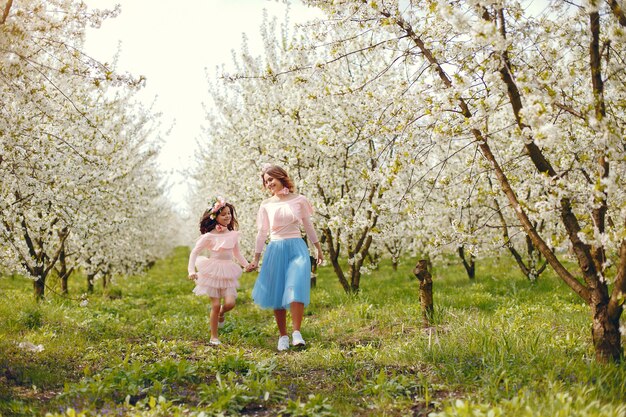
[192,0,626,309]
[0,0,179,294]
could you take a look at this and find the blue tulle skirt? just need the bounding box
[252,238,311,310]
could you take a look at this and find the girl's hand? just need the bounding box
[188,273,198,281]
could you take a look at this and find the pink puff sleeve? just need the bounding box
[299,196,319,244]
[188,234,213,274]
[255,204,270,253]
[232,234,249,267]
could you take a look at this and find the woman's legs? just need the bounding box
[274,303,304,335]
[274,309,287,336]
[290,301,304,331]
[264,238,310,349]
[274,308,290,351]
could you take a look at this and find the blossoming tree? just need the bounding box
[0,0,175,298]
[299,0,626,362]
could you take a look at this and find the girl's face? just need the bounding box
[264,174,283,195]
[216,206,231,227]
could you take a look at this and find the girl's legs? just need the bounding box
[209,297,221,341]
[219,295,236,324]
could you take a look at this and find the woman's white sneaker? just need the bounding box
[277,335,290,351]
[292,331,305,347]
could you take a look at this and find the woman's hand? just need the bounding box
[314,243,324,265]
[246,254,261,272]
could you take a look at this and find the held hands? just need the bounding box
[244,262,258,273]
[245,254,261,273]
[188,273,198,281]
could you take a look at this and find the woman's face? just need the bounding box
[216,206,232,227]
[263,174,283,195]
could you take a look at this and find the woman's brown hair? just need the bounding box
[260,164,295,192]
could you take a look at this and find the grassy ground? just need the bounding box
[1,247,625,416]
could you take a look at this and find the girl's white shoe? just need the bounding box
[209,338,221,346]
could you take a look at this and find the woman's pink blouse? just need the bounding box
[255,194,319,253]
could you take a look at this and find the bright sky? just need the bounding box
[84,0,545,213]
[84,0,321,210]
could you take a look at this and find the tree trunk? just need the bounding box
[324,228,350,292]
[33,277,45,300]
[413,260,434,327]
[458,245,475,280]
[87,273,95,293]
[349,261,361,293]
[309,255,317,288]
[61,276,68,294]
[32,263,46,300]
[20,214,70,300]
[54,228,73,294]
[58,238,69,294]
[591,301,623,362]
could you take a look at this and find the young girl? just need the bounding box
[188,197,249,346]
[246,164,323,351]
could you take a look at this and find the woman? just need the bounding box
[246,164,323,351]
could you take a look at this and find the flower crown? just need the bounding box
[207,196,227,220]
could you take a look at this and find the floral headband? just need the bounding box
[207,196,227,220]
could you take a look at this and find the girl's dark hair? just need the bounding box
[260,164,295,192]
[199,202,238,234]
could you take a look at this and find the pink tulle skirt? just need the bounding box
[193,256,241,298]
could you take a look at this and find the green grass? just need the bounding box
[1,247,625,416]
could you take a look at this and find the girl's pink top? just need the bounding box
[255,194,319,253]
[188,230,249,275]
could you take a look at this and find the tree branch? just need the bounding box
[323,227,350,292]
[553,102,586,120]
[43,228,71,279]
[608,0,626,27]
[488,177,531,277]
[1,0,12,25]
